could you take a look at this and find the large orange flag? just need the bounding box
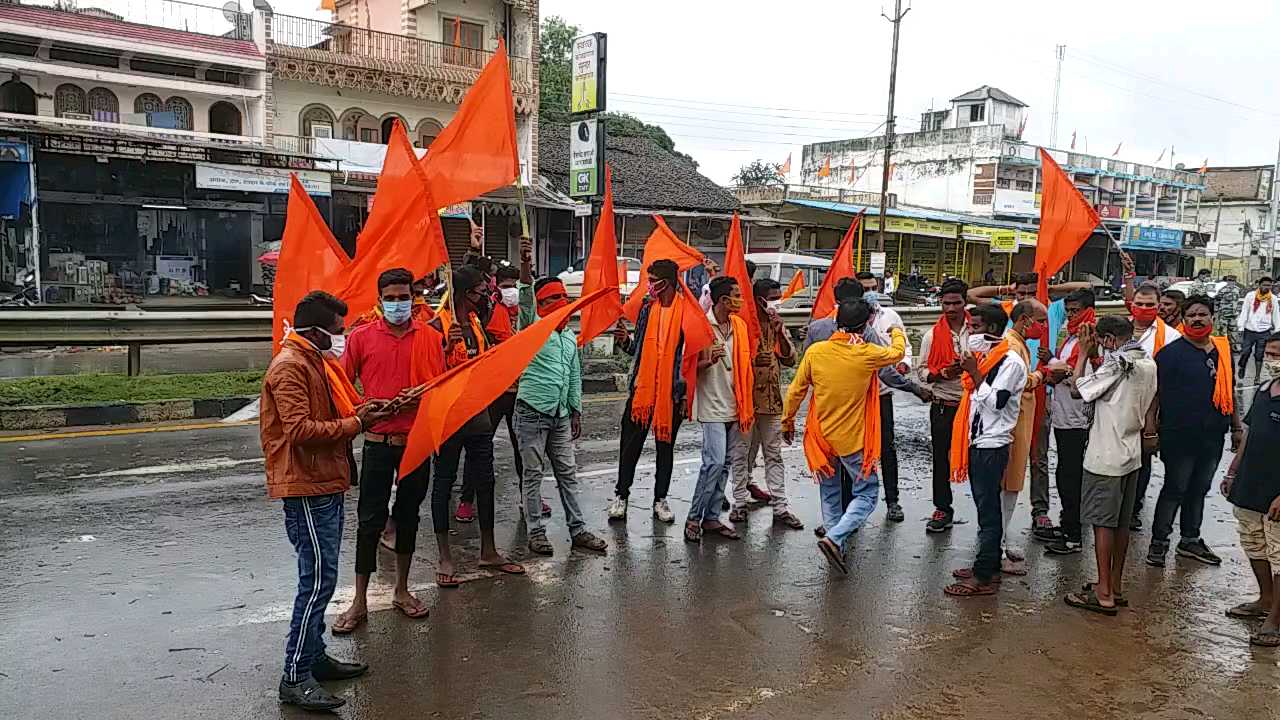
[723,213,760,350]
[331,121,448,323]
[273,176,351,351]
[1035,148,1100,302]
[781,269,806,300]
[400,288,614,477]
[622,216,705,322]
[577,164,623,346]
[810,213,862,322]
[421,38,520,209]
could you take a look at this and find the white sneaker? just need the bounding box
[607,495,628,521]
[652,499,675,523]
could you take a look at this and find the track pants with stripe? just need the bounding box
[282,492,344,683]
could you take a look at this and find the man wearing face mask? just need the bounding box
[1237,276,1280,383]
[728,278,803,529]
[1126,281,1181,531]
[332,268,444,634]
[1159,289,1186,330]
[428,265,526,586]
[611,259,691,523]
[1146,295,1243,568]
[262,291,391,711]
[1044,288,1098,557]
[513,237,608,555]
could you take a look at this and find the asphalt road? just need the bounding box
[1,395,1275,720]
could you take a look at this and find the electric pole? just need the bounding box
[1049,45,1065,148]
[876,0,909,252]
[1269,136,1280,276]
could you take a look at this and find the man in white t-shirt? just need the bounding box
[1237,276,1280,382]
[1064,315,1157,615]
[1127,281,1180,530]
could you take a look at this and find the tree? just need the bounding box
[539,16,578,125]
[732,159,783,187]
[601,112,699,169]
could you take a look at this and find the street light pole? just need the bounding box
[876,0,910,252]
[1268,136,1280,276]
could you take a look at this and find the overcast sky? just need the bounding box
[273,0,1280,185]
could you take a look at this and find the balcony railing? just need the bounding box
[269,13,531,85]
[734,184,894,208]
[18,0,253,40]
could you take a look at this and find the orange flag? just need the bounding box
[810,213,862,322]
[400,288,614,477]
[421,38,520,209]
[1034,148,1100,302]
[331,120,448,323]
[817,158,831,178]
[723,213,760,350]
[781,269,806,300]
[577,165,624,346]
[273,176,351,351]
[621,216,706,322]
[779,153,791,176]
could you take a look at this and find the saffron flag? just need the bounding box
[1034,148,1100,303]
[332,121,448,323]
[273,176,351,351]
[817,158,831,179]
[400,288,614,477]
[810,213,862,322]
[723,213,760,350]
[577,165,624,346]
[421,38,520,209]
[779,153,791,177]
[1199,158,1209,175]
[621,216,705,322]
[781,269,806,301]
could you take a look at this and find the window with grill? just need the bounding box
[164,96,193,130]
[87,87,119,122]
[54,84,88,118]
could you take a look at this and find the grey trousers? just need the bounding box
[1030,395,1051,517]
[514,401,585,537]
[729,414,789,513]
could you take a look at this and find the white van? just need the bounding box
[745,252,830,309]
[558,257,642,297]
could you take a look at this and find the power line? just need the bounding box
[1070,49,1280,117]
[610,91,889,117]
[539,90,899,125]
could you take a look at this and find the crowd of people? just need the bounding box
[258,239,1280,711]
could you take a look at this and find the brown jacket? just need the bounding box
[261,341,362,499]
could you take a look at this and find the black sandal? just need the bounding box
[684,523,702,543]
[1083,583,1128,608]
[817,537,848,574]
[528,533,554,556]
[1249,628,1280,647]
[1064,588,1118,616]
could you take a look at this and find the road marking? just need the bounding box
[0,420,257,444]
[582,393,626,405]
[67,456,265,479]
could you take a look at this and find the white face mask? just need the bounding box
[297,326,346,359]
[967,334,995,353]
[766,299,782,312]
[499,287,520,307]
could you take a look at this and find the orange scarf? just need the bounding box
[801,332,881,479]
[1253,292,1273,314]
[726,314,755,429]
[1211,335,1234,415]
[926,314,966,375]
[438,308,488,366]
[632,299,684,442]
[1150,318,1171,356]
[949,339,1011,483]
[283,335,362,417]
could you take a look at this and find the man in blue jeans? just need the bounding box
[260,291,390,711]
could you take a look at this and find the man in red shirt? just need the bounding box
[332,268,444,633]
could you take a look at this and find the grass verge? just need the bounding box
[0,371,264,407]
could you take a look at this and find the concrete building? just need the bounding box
[1192,165,1277,280]
[795,85,1207,282]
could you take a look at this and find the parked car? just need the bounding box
[1164,279,1229,299]
[744,252,831,310]
[558,256,642,297]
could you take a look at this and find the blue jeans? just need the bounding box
[282,493,343,684]
[969,445,1009,584]
[818,452,880,551]
[688,421,741,523]
[1151,432,1225,547]
[514,401,586,536]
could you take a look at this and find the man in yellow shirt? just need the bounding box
[783,299,906,573]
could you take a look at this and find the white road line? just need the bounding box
[66,456,265,479]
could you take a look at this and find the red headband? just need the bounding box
[536,280,568,302]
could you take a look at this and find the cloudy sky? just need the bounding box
[273,0,1280,185]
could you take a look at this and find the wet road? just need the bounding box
[1,395,1276,720]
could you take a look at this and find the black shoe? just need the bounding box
[1145,543,1167,568]
[721,498,731,512]
[925,510,953,533]
[1176,539,1222,566]
[1032,516,1063,543]
[279,677,346,711]
[1046,538,1083,555]
[1129,516,1143,532]
[311,653,368,682]
[813,524,826,538]
[886,502,905,523]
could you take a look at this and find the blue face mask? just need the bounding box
[382,299,412,325]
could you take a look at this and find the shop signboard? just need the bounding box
[992,188,1040,216]
[571,33,607,114]
[869,251,886,276]
[861,215,958,239]
[569,119,604,198]
[1096,204,1129,220]
[195,163,331,197]
[1121,221,1183,251]
[962,225,1037,248]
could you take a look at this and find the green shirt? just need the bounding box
[516,283,582,417]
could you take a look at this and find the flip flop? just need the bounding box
[703,523,741,540]
[684,523,703,543]
[1083,583,1128,608]
[480,561,526,575]
[391,598,430,619]
[435,572,460,589]
[1000,559,1029,576]
[817,537,848,574]
[951,567,1002,583]
[1226,602,1270,619]
[331,611,366,635]
[1064,589,1118,616]
[1249,629,1280,647]
[944,581,997,597]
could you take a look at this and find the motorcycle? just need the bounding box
[2,270,39,307]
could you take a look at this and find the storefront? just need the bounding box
[34,153,330,304]
[0,139,33,290]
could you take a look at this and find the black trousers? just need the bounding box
[1053,428,1087,542]
[1133,451,1153,520]
[354,441,430,575]
[1239,329,1270,375]
[616,399,685,501]
[970,445,1010,584]
[462,391,522,503]
[929,403,958,514]
[880,396,899,505]
[431,429,495,533]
